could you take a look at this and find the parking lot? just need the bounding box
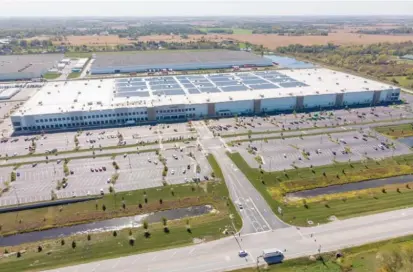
[232,130,412,171]
[0,121,197,158]
[0,147,211,206]
[209,105,413,137]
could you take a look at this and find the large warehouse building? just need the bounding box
[11,68,400,133]
[0,54,63,81]
[90,50,274,74]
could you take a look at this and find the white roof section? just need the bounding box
[0,88,20,99]
[13,68,399,117]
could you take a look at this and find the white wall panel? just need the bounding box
[303,94,335,108]
[343,91,373,105]
[215,100,253,114]
[260,97,296,111]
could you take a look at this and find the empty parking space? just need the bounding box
[232,130,412,172]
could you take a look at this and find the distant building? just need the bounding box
[90,50,273,75]
[0,54,63,81]
[401,55,413,60]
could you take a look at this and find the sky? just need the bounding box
[0,0,412,17]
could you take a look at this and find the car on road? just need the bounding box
[238,250,248,257]
[100,189,104,195]
[238,203,243,210]
[91,168,94,172]
[102,166,106,171]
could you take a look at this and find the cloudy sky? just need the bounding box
[0,0,412,17]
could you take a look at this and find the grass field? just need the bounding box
[231,234,413,272]
[228,152,413,226]
[387,75,413,88]
[42,73,61,80]
[67,72,81,79]
[0,155,241,272]
[375,123,413,138]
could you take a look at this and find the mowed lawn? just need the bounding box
[228,152,413,226]
[375,123,413,138]
[231,235,413,272]
[0,155,242,272]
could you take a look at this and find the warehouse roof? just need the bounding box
[14,68,399,116]
[0,54,63,77]
[91,50,272,70]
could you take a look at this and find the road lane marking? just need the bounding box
[189,248,195,255]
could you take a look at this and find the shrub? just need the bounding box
[87,234,91,241]
[129,238,135,246]
[38,245,43,252]
[71,241,76,249]
[10,171,16,182]
[113,231,117,237]
[61,239,65,246]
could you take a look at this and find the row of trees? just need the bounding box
[0,38,241,55]
[356,27,413,35]
[277,42,413,80]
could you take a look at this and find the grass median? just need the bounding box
[375,123,413,138]
[0,154,241,272]
[231,234,413,272]
[228,152,413,226]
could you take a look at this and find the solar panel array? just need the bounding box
[113,71,307,98]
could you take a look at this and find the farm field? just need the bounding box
[136,30,413,48]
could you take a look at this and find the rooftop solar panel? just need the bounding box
[115,91,150,97]
[278,81,307,88]
[214,81,240,87]
[187,88,201,94]
[242,79,268,85]
[249,84,279,90]
[221,85,248,92]
[153,89,185,96]
[199,87,221,93]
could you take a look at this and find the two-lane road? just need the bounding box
[47,207,413,272]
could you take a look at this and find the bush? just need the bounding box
[10,171,16,182]
[87,234,91,241]
[71,241,76,249]
[129,238,135,246]
[61,239,65,246]
[102,204,106,211]
[113,231,117,237]
[16,252,21,258]
[38,245,43,252]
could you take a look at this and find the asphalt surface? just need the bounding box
[194,121,288,234]
[46,207,413,272]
